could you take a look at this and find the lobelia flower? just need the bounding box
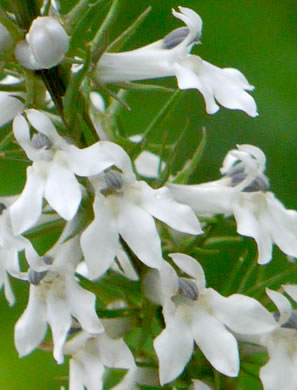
[236,287,297,390]
[80,148,202,279]
[144,253,276,384]
[63,330,135,390]
[14,16,69,70]
[168,144,297,264]
[96,7,258,117]
[14,227,104,364]
[10,109,117,235]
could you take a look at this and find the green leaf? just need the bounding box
[90,0,121,65]
[112,81,173,93]
[173,126,207,184]
[106,6,152,52]
[131,90,182,160]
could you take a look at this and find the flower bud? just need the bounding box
[0,23,13,52]
[15,17,69,70]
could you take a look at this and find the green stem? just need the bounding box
[213,369,221,390]
[221,249,249,296]
[237,254,257,294]
[65,0,103,33]
[245,267,297,296]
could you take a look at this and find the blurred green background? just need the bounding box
[0,0,296,388]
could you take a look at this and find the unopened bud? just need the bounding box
[15,17,69,70]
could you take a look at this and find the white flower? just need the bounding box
[144,253,276,384]
[81,151,202,279]
[14,234,103,364]
[96,7,257,117]
[0,92,24,127]
[168,144,297,264]
[63,330,135,390]
[10,109,116,234]
[237,287,297,390]
[15,16,69,69]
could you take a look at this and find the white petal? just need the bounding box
[172,7,202,43]
[266,288,292,325]
[198,60,258,117]
[236,144,266,170]
[3,267,15,306]
[134,150,165,178]
[265,194,297,258]
[45,161,81,220]
[97,48,175,83]
[96,333,135,369]
[14,285,47,357]
[69,358,86,390]
[13,114,37,160]
[117,197,163,269]
[47,289,72,364]
[175,57,219,114]
[139,181,202,235]
[169,253,205,291]
[10,164,45,234]
[192,379,213,390]
[260,340,297,390]
[233,198,273,264]
[191,305,239,377]
[64,143,114,177]
[167,182,235,217]
[80,194,118,279]
[159,260,179,299]
[82,352,105,390]
[66,276,103,333]
[114,246,139,281]
[26,109,65,147]
[0,93,24,127]
[206,288,276,334]
[99,141,133,175]
[283,285,297,304]
[154,309,194,385]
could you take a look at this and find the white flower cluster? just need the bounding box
[0,3,296,390]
